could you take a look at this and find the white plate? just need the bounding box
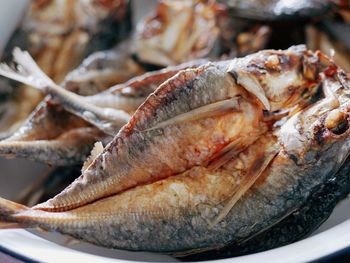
[0,1,350,262]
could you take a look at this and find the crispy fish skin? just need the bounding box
[33,46,323,212]
[83,59,209,114]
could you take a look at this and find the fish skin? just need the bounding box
[0,128,104,166]
[1,133,276,252]
[34,46,323,212]
[84,59,209,114]
[184,155,350,261]
[62,42,144,96]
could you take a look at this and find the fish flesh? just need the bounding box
[0,65,349,254]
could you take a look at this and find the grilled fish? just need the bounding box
[25,45,325,212]
[0,66,349,254]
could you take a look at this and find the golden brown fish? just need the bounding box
[26,45,325,212]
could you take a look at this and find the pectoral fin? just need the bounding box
[210,148,279,227]
[227,67,270,111]
[207,138,244,170]
[144,97,241,131]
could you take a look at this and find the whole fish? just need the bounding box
[0,66,349,254]
[0,45,319,214]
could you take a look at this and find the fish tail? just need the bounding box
[0,47,56,92]
[0,196,28,229]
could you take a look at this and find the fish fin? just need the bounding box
[210,148,279,227]
[144,97,241,131]
[0,196,29,226]
[227,68,270,111]
[207,138,244,170]
[0,221,23,229]
[82,141,104,173]
[63,236,82,246]
[0,48,55,91]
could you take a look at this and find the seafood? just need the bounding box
[0,50,349,254]
[0,58,205,165]
[0,0,283,165]
[0,0,131,138]
[19,45,325,212]
[3,0,132,82]
[134,0,220,66]
[62,41,144,96]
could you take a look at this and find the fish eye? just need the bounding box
[325,109,349,135]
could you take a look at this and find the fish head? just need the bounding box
[279,69,350,164]
[226,45,333,112]
[135,0,220,66]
